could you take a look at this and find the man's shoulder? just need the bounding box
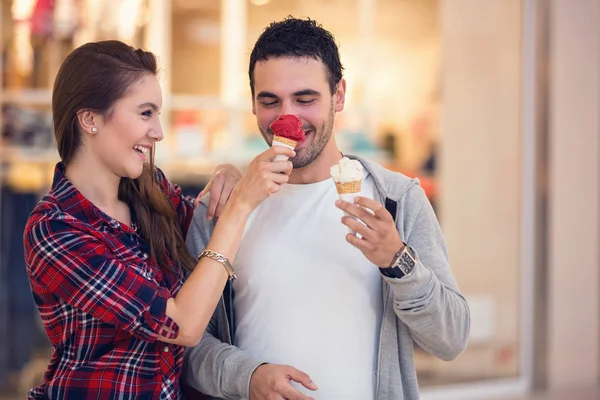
[188,195,216,239]
[195,194,211,217]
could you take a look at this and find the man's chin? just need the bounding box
[291,152,317,169]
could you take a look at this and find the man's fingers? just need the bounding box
[276,367,317,400]
[354,196,393,221]
[277,384,314,400]
[287,368,318,391]
[341,216,376,241]
[262,145,296,161]
[335,200,378,228]
[270,172,290,185]
[270,160,293,175]
[345,232,375,251]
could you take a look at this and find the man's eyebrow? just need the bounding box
[256,91,278,99]
[293,89,321,97]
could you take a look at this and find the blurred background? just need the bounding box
[0,0,598,399]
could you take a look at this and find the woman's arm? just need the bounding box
[160,146,294,346]
[157,164,242,238]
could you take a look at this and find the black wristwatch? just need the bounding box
[379,244,417,279]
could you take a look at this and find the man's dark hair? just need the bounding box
[249,16,344,96]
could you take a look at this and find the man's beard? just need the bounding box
[260,104,335,169]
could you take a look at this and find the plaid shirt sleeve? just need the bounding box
[25,214,179,342]
[154,167,195,238]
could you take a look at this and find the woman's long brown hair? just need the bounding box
[52,40,196,272]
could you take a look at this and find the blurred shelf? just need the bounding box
[0,146,221,192]
[0,90,250,112]
[0,89,52,106]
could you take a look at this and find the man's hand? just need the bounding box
[196,164,242,220]
[250,364,318,400]
[335,196,403,268]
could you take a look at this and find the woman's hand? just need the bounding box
[228,146,295,215]
[197,164,243,220]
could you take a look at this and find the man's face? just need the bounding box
[252,56,346,168]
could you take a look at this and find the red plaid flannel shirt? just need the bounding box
[23,163,195,399]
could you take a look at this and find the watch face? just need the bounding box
[399,250,416,275]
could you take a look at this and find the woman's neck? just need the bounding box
[65,151,122,211]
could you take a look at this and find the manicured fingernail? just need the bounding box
[335,200,341,206]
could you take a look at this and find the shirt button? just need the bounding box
[163,346,169,353]
[142,253,148,260]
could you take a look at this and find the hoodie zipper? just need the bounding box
[221,294,232,344]
[375,281,389,400]
[376,194,398,400]
[222,280,234,344]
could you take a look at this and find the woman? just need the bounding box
[22,40,294,399]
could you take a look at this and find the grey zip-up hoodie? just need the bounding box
[183,155,470,400]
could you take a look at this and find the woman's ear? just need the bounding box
[76,109,99,134]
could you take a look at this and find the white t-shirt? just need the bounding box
[233,172,383,399]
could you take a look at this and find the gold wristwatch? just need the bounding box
[198,249,237,281]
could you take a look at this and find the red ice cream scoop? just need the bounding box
[270,114,305,142]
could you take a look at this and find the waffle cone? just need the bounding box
[335,180,362,194]
[273,135,298,148]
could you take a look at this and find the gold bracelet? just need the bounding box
[198,249,237,281]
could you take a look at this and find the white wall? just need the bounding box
[547,0,600,388]
[440,0,522,358]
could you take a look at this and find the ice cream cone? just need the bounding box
[330,157,365,235]
[335,180,362,195]
[269,115,305,161]
[272,136,298,161]
[273,135,298,148]
[336,182,362,234]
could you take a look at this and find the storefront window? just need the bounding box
[0,0,527,396]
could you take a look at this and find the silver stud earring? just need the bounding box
[91,126,97,133]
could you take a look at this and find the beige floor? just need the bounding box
[1,390,598,399]
[498,385,599,400]
[1,385,598,399]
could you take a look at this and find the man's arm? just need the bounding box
[337,182,470,361]
[183,200,264,399]
[387,183,470,361]
[183,313,265,399]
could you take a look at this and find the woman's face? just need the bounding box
[90,74,164,179]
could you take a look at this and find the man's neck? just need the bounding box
[288,142,343,184]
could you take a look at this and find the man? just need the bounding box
[183,17,470,400]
